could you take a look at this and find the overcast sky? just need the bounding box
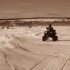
[0,0,70,18]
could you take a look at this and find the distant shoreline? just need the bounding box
[0,17,70,20]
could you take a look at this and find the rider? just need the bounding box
[46,24,54,32]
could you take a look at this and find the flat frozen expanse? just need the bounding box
[0,26,70,70]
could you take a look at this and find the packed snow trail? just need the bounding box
[0,26,70,70]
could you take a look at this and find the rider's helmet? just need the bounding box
[46,27,48,29]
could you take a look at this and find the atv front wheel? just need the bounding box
[42,36,46,41]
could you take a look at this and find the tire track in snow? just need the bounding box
[31,55,67,70]
[11,34,43,56]
[61,58,70,70]
[0,50,15,70]
[31,57,48,70]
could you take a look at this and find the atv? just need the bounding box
[42,29,58,41]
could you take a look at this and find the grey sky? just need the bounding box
[0,0,70,18]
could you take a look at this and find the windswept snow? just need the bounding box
[0,26,70,70]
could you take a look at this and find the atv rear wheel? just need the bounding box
[52,36,58,41]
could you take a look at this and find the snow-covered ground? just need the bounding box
[0,26,70,70]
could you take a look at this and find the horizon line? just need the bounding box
[0,17,70,20]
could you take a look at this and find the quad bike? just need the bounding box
[42,29,58,41]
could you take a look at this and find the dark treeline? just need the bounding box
[0,20,70,27]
